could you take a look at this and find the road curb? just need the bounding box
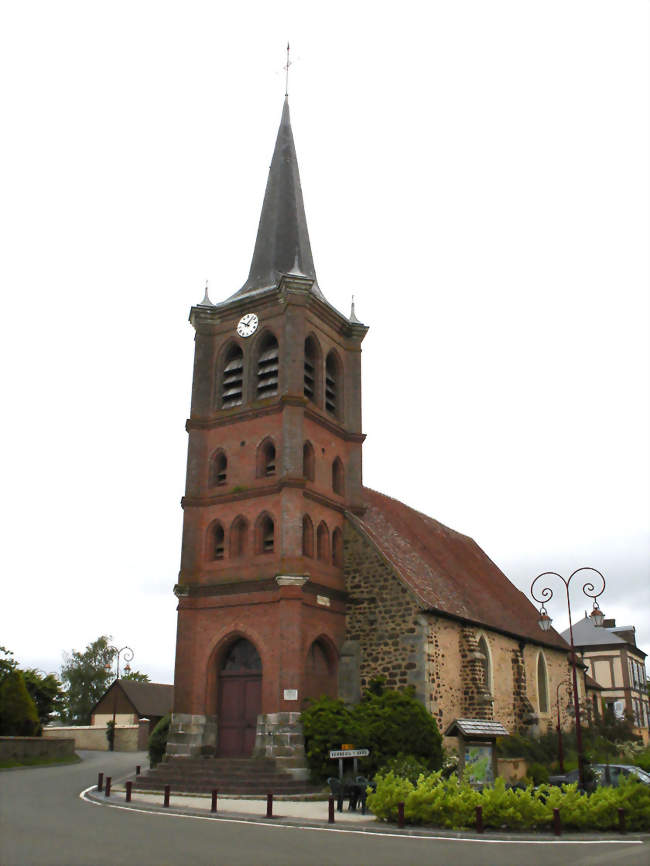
[81,789,649,844]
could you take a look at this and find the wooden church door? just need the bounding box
[218,639,262,757]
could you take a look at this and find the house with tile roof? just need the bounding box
[165,95,575,768]
[564,615,649,741]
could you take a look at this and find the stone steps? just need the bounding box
[132,756,321,796]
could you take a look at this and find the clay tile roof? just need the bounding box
[117,681,174,717]
[352,487,569,651]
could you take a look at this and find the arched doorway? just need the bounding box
[218,638,262,756]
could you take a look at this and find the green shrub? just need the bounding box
[0,670,39,736]
[379,754,431,785]
[300,681,442,782]
[148,714,170,766]
[367,770,650,831]
[527,762,550,785]
[300,696,353,781]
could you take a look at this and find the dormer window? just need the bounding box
[221,345,244,409]
[256,333,279,399]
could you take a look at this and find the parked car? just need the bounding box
[549,764,650,788]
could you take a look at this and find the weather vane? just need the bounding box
[284,42,291,96]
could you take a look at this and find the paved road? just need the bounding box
[1,751,648,866]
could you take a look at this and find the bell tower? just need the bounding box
[167,97,368,763]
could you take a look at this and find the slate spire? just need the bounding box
[236,97,319,296]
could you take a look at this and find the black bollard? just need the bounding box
[618,808,626,835]
[164,785,170,807]
[97,772,104,792]
[135,765,141,776]
[211,789,218,813]
[328,796,335,824]
[553,808,561,836]
[266,793,273,818]
[125,781,132,803]
[397,802,405,829]
[475,805,484,833]
[105,777,111,798]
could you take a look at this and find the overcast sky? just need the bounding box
[1,1,648,684]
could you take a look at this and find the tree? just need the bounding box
[59,635,115,724]
[121,670,150,682]
[0,645,17,683]
[22,669,65,728]
[0,670,39,736]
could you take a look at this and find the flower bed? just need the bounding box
[366,770,650,832]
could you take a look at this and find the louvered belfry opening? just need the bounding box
[304,337,316,401]
[257,333,279,399]
[325,352,338,416]
[222,345,244,409]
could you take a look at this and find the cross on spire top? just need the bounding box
[284,42,291,96]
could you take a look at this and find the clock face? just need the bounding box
[237,312,258,338]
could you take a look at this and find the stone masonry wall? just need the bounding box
[343,521,426,703]
[343,517,573,747]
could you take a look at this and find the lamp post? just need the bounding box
[105,645,134,752]
[530,567,605,791]
[555,678,573,774]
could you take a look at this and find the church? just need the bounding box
[165,96,574,771]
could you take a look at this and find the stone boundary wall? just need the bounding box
[0,736,75,762]
[43,724,141,751]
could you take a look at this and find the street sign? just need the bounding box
[329,749,369,758]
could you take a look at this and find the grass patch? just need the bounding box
[0,753,81,770]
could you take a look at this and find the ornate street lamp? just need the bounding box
[104,645,134,752]
[530,567,606,791]
[555,679,573,774]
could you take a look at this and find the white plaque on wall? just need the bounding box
[283,689,298,701]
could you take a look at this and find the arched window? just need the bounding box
[332,458,344,495]
[208,521,225,561]
[221,638,261,673]
[317,522,330,562]
[477,635,492,695]
[221,344,244,409]
[307,641,331,677]
[304,336,320,403]
[256,333,279,399]
[257,438,276,477]
[303,441,315,481]
[230,516,248,558]
[209,450,227,486]
[304,638,338,701]
[537,652,549,713]
[257,514,274,554]
[332,527,343,567]
[325,351,340,418]
[302,515,314,558]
